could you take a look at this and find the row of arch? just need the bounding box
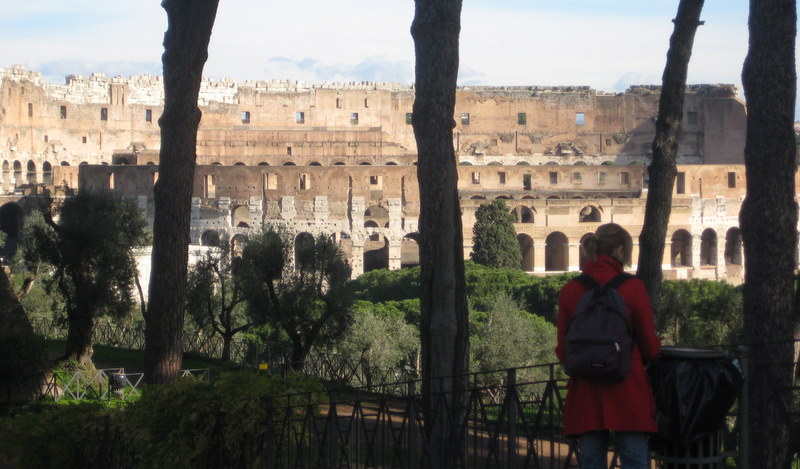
[208,160,414,167]
[518,227,743,272]
[507,205,602,224]
[200,229,422,273]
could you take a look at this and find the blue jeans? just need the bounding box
[579,431,649,469]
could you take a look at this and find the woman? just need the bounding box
[555,223,661,469]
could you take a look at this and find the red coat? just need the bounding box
[555,255,661,436]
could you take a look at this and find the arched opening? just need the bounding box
[13,161,22,184]
[364,233,389,272]
[495,195,511,200]
[725,227,743,265]
[0,203,24,258]
[295,232,315,270]
[470,195,486,200]
[333,161,346,166]
[146,161,156,165]
[579,205,601,223]
[364,220,379,229]
[26,160,36,184]
[282,161,296,166]
[401,233,420,268]
[700,228,718,266]
[42,161,53,185]
[671,230,692,267]
[516,161,531,166]
[60,161,70,166]
[257,162,269,166]
[309,162,322,166]
[231,205,251,228]
[201,230,221,247]
[385,161,398,166]
[545,232,569,272]
[517,234,534,272]
[211,162,222,166]
[364,205,389,228]
[579,232,593,270]
[487,161,502,166]
[231,234,246,257]
[359,162,372,166]
[511,206,534,223]
[2,161,9,185]
[234,162,246,166]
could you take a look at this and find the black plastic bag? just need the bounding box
[648,347,744,444]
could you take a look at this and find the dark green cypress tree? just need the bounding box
[470,199,522,269]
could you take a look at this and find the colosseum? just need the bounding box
[0,64,773,284]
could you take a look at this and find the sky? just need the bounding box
[0,1,797,114]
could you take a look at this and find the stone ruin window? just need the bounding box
[336,97,342,109]
[299,173,310,190]
[364,98,369,108]
[727,171,736,188]
[498,171,506,184]
[265,173,277,190]
[82,136,87,144]
[44,135,48,143]
[350,113,359,125]
[287,146,292,156]
[203,174,215,198]
[518,113,527,125]
[108,172,115,190]
[575,113,585,126]
[60,106,67,119]
[405,113,413,125]
[145,109,153,123]
[597,172,606,184]
[523,173,531,190]
[572,172,582,184]
[620,171,630,185]
[241,111,250,124]
[27,103,33,117]
[549,172,558,185]
[461,113,470,125]
[100,107,108,121]
[605,138,612,146]
[295,112,305,124]
[471,171,481,184]
[676,172,686,194]
[369,175,383,189]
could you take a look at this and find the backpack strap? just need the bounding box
[575,273,600,290]
[605,272,635,290]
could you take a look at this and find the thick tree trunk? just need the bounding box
[144,0,219,384]
[637,0,704,313]
[740,0,797,466]
[411,1,469,467]
[63,307,94,367]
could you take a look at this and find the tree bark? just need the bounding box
[637,0,705,313]
[0,267,43,404]
[144,0,219,384]
[411,1,469,467]
[740,0,797,466]
[63,306,95,367]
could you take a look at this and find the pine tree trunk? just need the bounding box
[740,0,797,465]
[144,0,219,384]
[637,0,704,313]
[411,1,469,467]
[0,267,42,404]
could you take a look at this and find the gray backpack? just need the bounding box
[564,273,634,383]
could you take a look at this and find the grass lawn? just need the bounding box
[44,339,244,375]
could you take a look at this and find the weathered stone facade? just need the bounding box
[0,65,767,284]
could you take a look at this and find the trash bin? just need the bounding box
[648,347,744,469]
[108,372,127,399]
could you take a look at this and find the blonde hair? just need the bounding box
[580,223,633,266]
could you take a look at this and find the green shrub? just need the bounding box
[0,371,324,469]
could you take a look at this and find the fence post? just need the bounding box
[409,381,418,469]
[507,368,519,469]
[328,391,338,469]
[736,346,749,469]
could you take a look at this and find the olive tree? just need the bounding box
[185,239,250,362]
[22,191,149,367]
[235,226,352,370]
